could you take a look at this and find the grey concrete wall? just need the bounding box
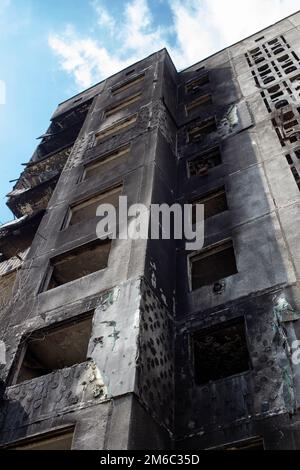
[175,11,300,449]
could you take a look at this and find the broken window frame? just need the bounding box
[80,145,131,183]
[185,73,210,94]
[9,311,94,386]
[188,238,238,291]
[61,183,123,230]
[104,92,142,118]
[111,73,145,96]
[95,114,137,143]
[187,146,222,178]
[185,94,212,115]
[190,186,228,223]
[191,316,252,386]
[39,239,111,293]
[187,117,217,143]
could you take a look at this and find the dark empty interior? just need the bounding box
[84,146,130,180]
[105,92,141,118]
[96,114,137,142]
[186,94,212,114]
[112,74,145,96]
[186,74,209,94]
[193,318,250,385]
[188,147,222,177]
[67,185,122,227]
[33,100,93,161]
[192,187,228,223]
[46,239,111,291]
[15,314,93,384]
[191,240,238,290]
[188,118,217,142]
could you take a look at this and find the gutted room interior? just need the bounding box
[64,184,123,228]
[186,94,212,115]
[105,93,142,118]
[95,114,137,142]
[43,239,111,291]
[187,147,222,177]
[188,118,217,143]
[83,145,130,181]
[111,73,145,96]
[13,313,93,384]
[185,73,210,94]
[32,99,93,162]
[191,186,228,223]
[192,318,251,385]
[190,239,238,290]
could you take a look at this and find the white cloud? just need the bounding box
[48,27,127,88]
[48,0,300,89]
[121,0,167,56]
[49,0,170,89]
[169,0,300,68]
[91,0,116,32]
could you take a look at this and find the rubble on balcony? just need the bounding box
[6,144,73,218]
[31,99,93,162]
[6,176,58,218]
[5,99,93,219]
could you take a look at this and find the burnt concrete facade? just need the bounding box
[1,11,300,450]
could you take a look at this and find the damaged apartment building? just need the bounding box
[1,11,300,450]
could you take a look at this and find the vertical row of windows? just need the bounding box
[2,67,146,452]
[183,70,237,293]
[182,69,249,392]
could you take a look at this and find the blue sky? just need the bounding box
[0,0,299,223]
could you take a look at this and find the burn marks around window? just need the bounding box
[189,239,238,291]
[41,239,111,292]
[192,317,251,385]
[187,146,222,178]
[11,312,94,385]
[183,101,252,147]
[271,106,300,147]
[190,186,228,223]
[185,73,210,95]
